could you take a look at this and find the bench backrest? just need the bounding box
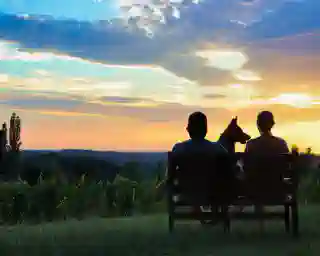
[167,152,234,205]
[240,153,298,202]
[167,152,299,205]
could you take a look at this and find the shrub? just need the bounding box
[299,167,320,204]
[0,174,164,224]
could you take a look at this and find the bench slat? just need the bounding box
[173,212,224,220]
[173,211,285,220]
[173,200,294,206]
[230,211,285,220]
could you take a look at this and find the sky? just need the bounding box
[0,0,319,152]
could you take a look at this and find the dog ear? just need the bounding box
[231,116,238,124]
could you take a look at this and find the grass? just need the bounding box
[0,205,320,256]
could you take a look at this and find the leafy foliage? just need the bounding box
[8,113,22,153]
[0,141,320,225]
[0,171,166,224]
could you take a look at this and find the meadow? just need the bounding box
[0,147,319,255]
[0,205,319,256]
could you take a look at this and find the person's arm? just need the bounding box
[242,141,251,175]
[172,144,177,153]
[214,142,235,181]
[245,141,251,153]
[282,140,290,154]
[166,143,180,181]
[217,143,228,154]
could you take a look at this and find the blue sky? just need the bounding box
[0,0,319,151]
[0,0,118,20]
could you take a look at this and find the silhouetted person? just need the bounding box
[244,111,289,232]
[172,111,226,155]
[171,112,229,223]
[245,111,289,154]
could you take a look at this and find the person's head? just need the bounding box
[186,112,207,139]
[257,111,275,134]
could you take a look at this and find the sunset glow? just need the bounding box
[0,0,319,152]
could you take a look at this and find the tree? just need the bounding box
[291,144,299,154]
[0,123,7,162]
[8,113,22,152]
[306,147,312,155]
[1,113,22,180]
[120,162,143,183]
[155,161,166,180]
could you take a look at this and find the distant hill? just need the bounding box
[22,150,167,165]
[21,150,320,169]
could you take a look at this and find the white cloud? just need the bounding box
[194,50,249,71]
[199,83,261,109]
[0,74,9,83]
[230,93,320,108]
[0,42,53,61]
[0,41,82,62]
[115,0,202,36]
[270,93,316,108]
[232,69,262,81]
[0,37,202,105]
[34,70,51,77]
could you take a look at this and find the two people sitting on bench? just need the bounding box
[171,110,290,190]
[173,110,289,158]
[168,111,299,235]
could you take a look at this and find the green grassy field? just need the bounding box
[0,205,319,256]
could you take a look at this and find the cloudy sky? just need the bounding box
[0,0,319,152]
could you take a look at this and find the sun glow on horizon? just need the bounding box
[271,93,315,108]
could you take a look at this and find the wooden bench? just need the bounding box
[166,152,300,237]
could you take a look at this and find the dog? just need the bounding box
[218,116,251,180]
[200,117,251,224]
[218,117,251,153]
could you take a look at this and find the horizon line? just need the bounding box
[22,148,167,153]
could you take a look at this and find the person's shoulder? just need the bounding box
[272,136,289,149]
[171,142,182,152]
[272,135,288,144]
[272,135,286,141]
[171,139,191,152]
[245,137,261,152]
[206,140,228,153]
[246,137,260,145]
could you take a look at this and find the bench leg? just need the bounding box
[169,214,175,233]
[167,189,175,233]
[221,205,230,233]
[291,203,299,238]
[284,204,290,233]
[224,218,230,233]
[254,205,265,234]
